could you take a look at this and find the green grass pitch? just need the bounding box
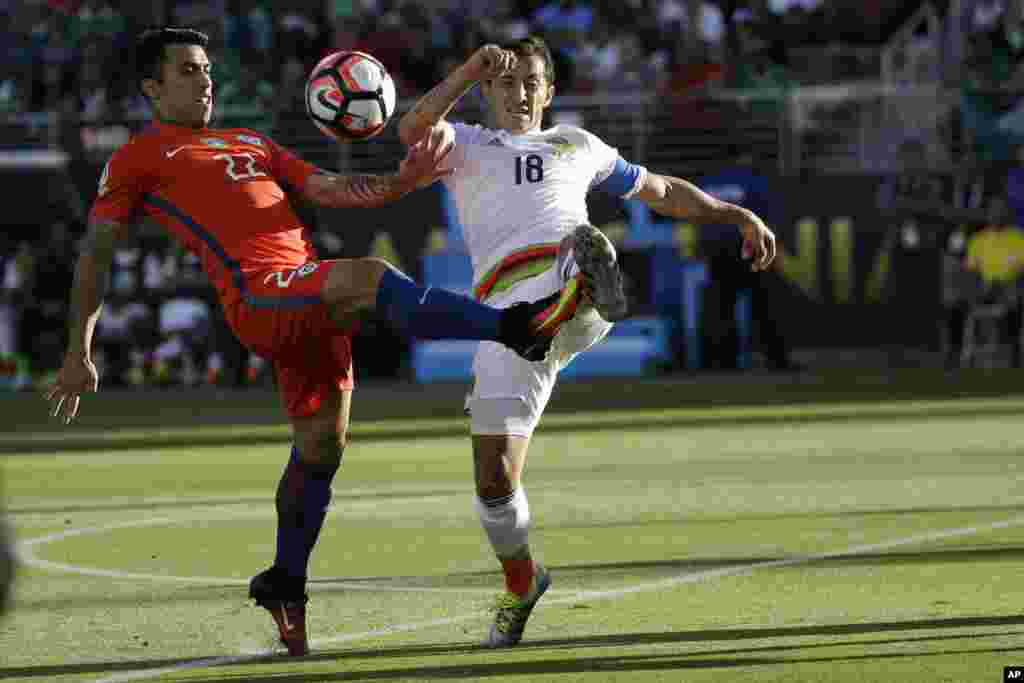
[2,388,1024,682]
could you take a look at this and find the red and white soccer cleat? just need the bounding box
[249,567,309,657]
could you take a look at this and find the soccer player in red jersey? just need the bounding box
[44,28,576,656]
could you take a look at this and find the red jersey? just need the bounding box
[89,120,319,305]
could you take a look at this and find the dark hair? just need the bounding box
[500,35,555,85]
[136,27,209,94]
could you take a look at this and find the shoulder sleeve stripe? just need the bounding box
[594,157,647,199]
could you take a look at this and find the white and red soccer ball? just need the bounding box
[305,51,397,141]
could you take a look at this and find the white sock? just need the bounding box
[474,488,531,558]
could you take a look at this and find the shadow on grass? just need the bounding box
[123,643,1024,683]
[19,542,1024,612]
[3,615,1022,680]
[5,402,1024,454]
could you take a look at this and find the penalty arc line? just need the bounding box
[17,515,502,595]
[83,515,1024,683]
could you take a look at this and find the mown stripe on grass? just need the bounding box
[3,397,1024,454]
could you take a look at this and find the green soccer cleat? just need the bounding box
[483,565,551,648]
[572,224,628,322]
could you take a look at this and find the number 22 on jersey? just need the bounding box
[215,152,267,181]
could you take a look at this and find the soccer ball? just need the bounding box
[305,51,397,141]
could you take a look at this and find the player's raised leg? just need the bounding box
[320,257,571,362]
[568,224,629,322]
[472,432,550,648]
[250,385,349,657]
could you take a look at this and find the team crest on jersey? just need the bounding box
[544,136,577,159]
[296,262,319,277]
[200,137,228,148]
[237,134,263,146]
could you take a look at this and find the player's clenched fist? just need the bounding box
[740,218,777,272]
[468,45,517,81]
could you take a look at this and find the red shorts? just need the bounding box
[224,260,354,418]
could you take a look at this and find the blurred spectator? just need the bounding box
[30,59,70,113]
[0,74,25,114]
[276,8,324,65]
[0,242,32,357]
[22,221,77,373]
[172,0,226,46]
[225,0,273,53]
[77,48,111,122]
[660,39,727,129]
[477,0,531,44]
[66,0,124,49]
[532,0,594,37]
[207,304,251,387]
[152,296,212,386]
[965,196,1024,288]
[216,57,274,132]
[273,56,309,140]
[354,11,420,95]
[728,42,793,115]
[959,8,1024,162]
[971,0,1006,34]
[876,139,946,212]
[1007,143,1024,222]
[698,144,798,372]
[946,195,1024,366]
[93,294,152,386]
[110,243,143,296]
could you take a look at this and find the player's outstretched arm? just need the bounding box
[397,44,516,146]
[635,172,777,271]
[45,218,130,424]
[303,126,454,209]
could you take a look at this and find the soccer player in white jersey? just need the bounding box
[399,36,776,647]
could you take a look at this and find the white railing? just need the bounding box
[0,86,971,176]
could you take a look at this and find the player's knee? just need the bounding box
[362,257,393,280]
[323,258,390,303]
[312,430,346,468]
[473,451,514,499]
[345,257,392,295]
[298,429,346,468]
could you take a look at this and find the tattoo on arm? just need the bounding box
[343,174,395,204]
[305,171,409,208]
[399,69,475,143]
[407,85,459,122]
[67,220,123,356]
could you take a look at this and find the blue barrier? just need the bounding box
[559,316,673,380]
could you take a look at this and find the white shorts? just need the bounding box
[468,264,612,437]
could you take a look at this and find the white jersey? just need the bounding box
[441,122,645,285]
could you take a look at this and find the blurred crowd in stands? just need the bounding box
[4,0,1024,387]
[2,0,942,122]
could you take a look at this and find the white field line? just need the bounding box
[77,515,1024,683]
[7,484,474,515]
[18,516,499,595]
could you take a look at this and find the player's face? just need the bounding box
[145,44,213,128]
[482,55,554,134]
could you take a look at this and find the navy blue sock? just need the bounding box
[274,446,339,583]
[376,267,502,340]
